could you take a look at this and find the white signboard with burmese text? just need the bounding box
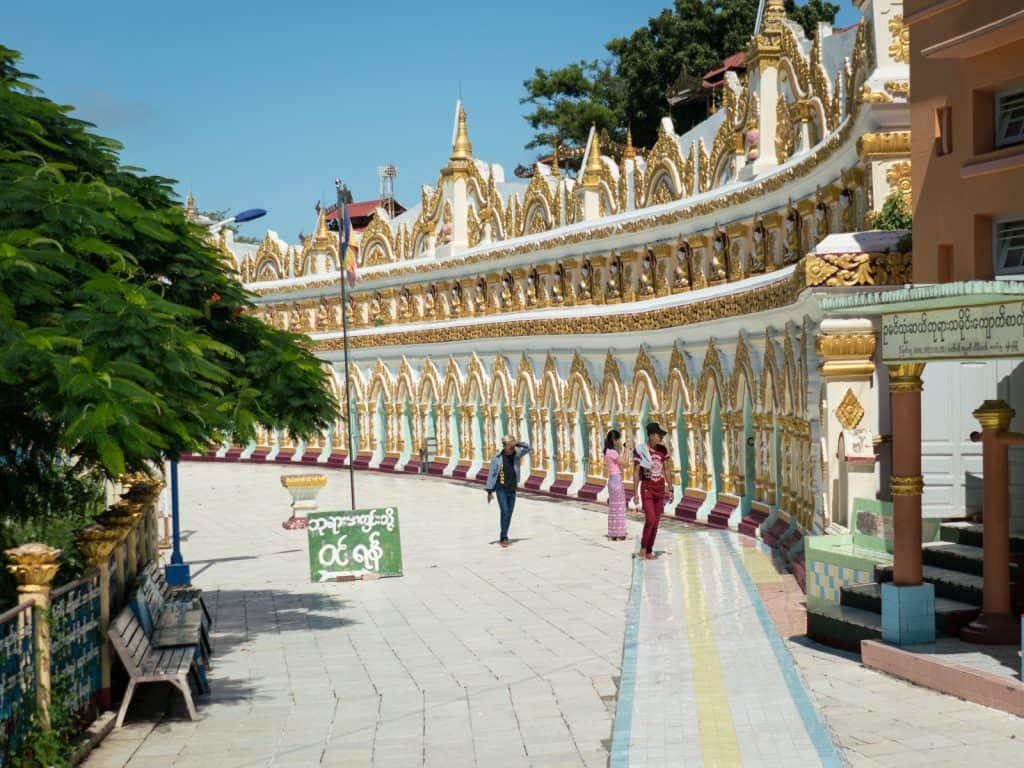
[881,301,1024,363]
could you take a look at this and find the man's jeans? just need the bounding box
[496,488,516,542]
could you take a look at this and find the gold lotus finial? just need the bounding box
[624,128,636,160]
[450,104,473,162]
[551,142,560,177]
[582,126,603,186]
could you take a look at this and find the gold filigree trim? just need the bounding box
[835,389,865,430]
[890,474,924,496]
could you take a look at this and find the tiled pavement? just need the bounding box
[82,463,1024,768]
[611,532,840,767]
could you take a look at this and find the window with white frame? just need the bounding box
[995,88,1024,148]
[995,218,1024,274]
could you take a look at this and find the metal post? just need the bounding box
[336,181,358,510]
[164,459,191,585]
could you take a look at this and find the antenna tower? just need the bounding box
[377,163,398,218]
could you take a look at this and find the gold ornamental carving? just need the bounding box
[280,474,328,489]
[884,80,910,100]
[857,132,911,158]
[888,363,925,392]
[860,84,892,104]
[885,161,912,206]
[804,251,911,287]
[835,389,865,430]
[817,332,877,360]
[888,15,909,64]
[74,525,122,566]
[973,400,1015,432]
[890,474,924,496]
[5,543,62,591]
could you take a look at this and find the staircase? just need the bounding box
[807,522,1024,653]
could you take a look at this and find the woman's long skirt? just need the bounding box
[607,474,628,538]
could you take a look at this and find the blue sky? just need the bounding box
[6,0,860,242]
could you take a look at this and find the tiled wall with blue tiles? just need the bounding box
[806,559,872,604]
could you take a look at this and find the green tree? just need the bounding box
[870,190,912,252]
[521,0,839,154]
[0,46,337,515]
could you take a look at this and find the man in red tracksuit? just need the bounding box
[632,422,672,560]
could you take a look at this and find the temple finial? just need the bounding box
[624,128,636,160]
[582,126,604,185]
[450,104,473,162]
[551,142,560,177]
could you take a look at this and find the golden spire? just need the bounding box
[185,190,196,220]
[624,128,636,160]
[313,206,332,247]
[582,127,604,186]
[450,104,473,162]
[760,0,787,36]
[551,142,560,177]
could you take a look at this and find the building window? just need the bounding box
[995,218,1024,274]
[995,88,1024,148]
[935,107,953,156]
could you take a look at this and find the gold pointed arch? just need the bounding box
[566,352,595,410]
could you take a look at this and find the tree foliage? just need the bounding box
[0,46,337,504]
[521,0,839,153]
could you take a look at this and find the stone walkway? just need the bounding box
[82,462,1024,768]
[611,531,841,767]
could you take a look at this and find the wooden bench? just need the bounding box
[133,575,212,676]
[109,609,202,727]
[140,561,213,627]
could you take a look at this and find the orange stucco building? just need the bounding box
[908,0,1024,284]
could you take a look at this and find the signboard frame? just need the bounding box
[880,299,1024,363]
[306,507,403,582]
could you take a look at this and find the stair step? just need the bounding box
[838,581,980,635]
[807,603,881,653]
[875,563,986,606]
[940,521,1024,553]
[841,582,977,615]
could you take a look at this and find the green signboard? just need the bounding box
[306,507,403,581]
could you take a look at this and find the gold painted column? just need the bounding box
[686,413,704,488]
[565,410,578,474]
[392,403,405,455]
[961,401,1021,644]
[439,405,452,458]
[5,543,61,730]
[75,526,121,710]
[531,407,544,467]
[888,364,925,586]
[461,405,474,460]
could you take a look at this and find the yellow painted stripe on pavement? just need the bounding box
[737,544,784,584]
[678,534,742,767]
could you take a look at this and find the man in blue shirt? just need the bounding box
[485,435,531,547]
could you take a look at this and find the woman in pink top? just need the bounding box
[604,429,628,540]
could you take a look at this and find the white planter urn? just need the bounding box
[280,474,327,530]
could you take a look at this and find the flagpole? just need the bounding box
[335,180,357,510]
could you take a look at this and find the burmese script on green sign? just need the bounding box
[306,507,403,581]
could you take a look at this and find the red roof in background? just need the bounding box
[702,52,746,88]
[324,199,389,221]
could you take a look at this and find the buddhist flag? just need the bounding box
[340,202,355,288]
